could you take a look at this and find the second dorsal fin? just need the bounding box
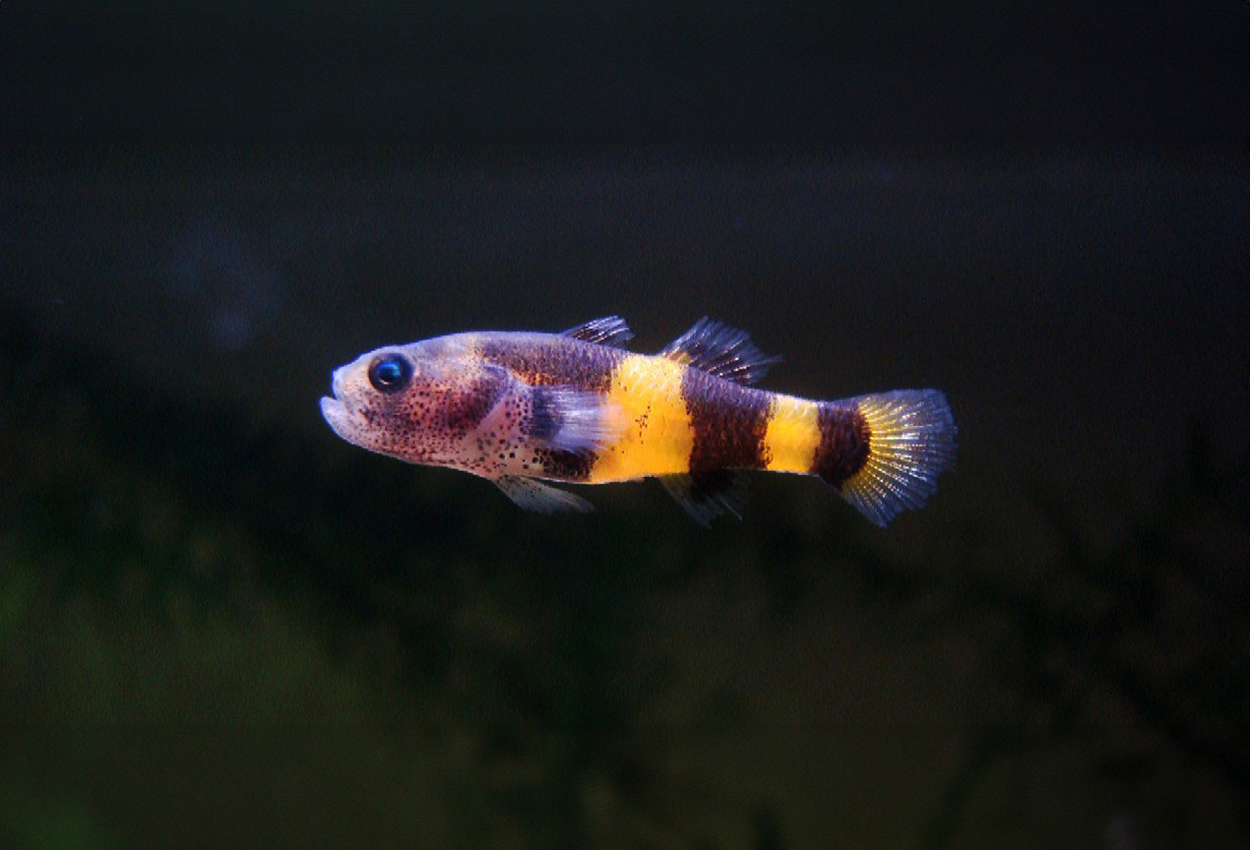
[560,316,635,347]
[658,317,780,385]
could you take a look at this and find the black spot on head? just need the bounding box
[437,368,508,434]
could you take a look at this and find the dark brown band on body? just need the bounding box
[478,337,622,392]
[811,403,871,486]
[681,368,771,472]
[536,448,595,481]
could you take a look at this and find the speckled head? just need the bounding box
[320,336,512,468]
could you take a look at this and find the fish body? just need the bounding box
[320,316,956,525]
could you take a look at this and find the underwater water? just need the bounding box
[1,5,1247,850]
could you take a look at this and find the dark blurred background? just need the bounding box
[1,3,1247,849]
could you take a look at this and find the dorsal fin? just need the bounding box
[560,316,634,348]
[658,317,780,385]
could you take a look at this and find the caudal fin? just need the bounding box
[835,390,957,526]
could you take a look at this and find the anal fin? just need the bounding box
[495,476,595,513]
[658,470,748,526]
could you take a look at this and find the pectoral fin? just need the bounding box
[528,387,623,454]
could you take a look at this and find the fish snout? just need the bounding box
[330,365,347,400]
[320,366,358,441]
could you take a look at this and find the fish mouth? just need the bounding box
[319,368,356,440]
[319,394,352,438]
[319,393,345,419]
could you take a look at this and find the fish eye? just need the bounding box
[368,354,413,393]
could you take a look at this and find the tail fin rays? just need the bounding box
[839,390,957,526]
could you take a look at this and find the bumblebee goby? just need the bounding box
[320,316,957,525]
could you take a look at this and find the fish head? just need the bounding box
[320,337,512,467]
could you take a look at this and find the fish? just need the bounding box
[320,316,957,526]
